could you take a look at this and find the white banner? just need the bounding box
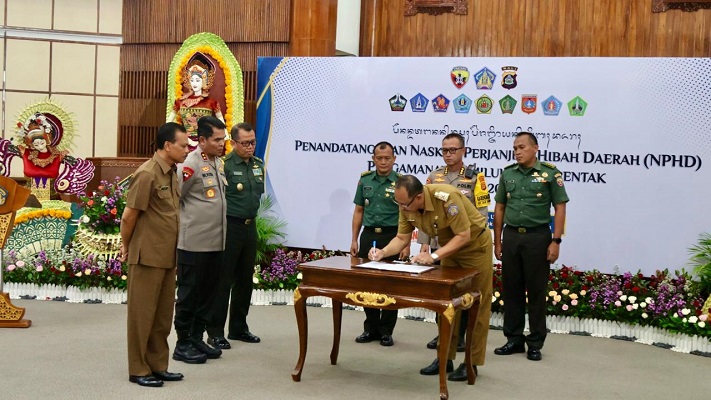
[255,57,710,275]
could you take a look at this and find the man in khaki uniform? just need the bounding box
[369,175,492,381]
[121,122,189,387]
[173,116,227,363]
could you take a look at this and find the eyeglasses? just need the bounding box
[393,192,421,208]
[441,147,463,155]
[236,140,256,147]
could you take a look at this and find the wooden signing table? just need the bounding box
[291,256,481,400]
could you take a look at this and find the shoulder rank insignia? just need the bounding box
[182,167,194,181]
[541,162,557,169]
[447,203,459,217]
[253,156,264,163]
[201,152,208,161]
[434,191,450,202]
[361,170,374,177]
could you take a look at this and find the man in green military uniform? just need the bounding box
[419,134,492,376]
[370,175,491,380]
[350,141,409,347]
[207,122,264,350]
[493,131,569,362]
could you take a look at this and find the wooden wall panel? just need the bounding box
[119,0,297,157]
[122,0,292,44]
[361,0,711,57]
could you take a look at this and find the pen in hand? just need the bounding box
[369,241,377,260]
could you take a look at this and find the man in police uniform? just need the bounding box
[172,116,227,363]
[493,131,569,362]
[122,123,189,387]
[207,122,264,349]
[350,141,408,347]
[419,133,491,371]
[370,175,491,381]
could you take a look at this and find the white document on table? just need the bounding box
[355,261,434,274]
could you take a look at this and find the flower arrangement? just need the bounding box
[3,247,127,290]
[253,249,335,291]
[79,178,126,235]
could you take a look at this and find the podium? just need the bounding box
[85,157,148,190]
[0,176,33,328]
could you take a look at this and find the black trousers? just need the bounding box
[358,228,399,336]
[501,226,551,349]
[174,250,222,341]
[208,218,258,337]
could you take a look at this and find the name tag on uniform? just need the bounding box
[234,171,243,176]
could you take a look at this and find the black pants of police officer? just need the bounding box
[208,217,258,338]
[357,227,399,337]
[174,250,222,342]
[501,225,551,349]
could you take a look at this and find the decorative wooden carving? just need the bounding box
[653,0,711,12]
[404,0,467,16]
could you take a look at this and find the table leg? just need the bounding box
[330,300,343,365]
[291,292,308,382]
[437,311,454,400]
[465,297,480,385]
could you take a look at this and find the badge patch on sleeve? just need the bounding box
[447,203,459,217]
[182,167,194,181]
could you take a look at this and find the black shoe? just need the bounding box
[151,371,183,381]
[494,342,525,355]
[426,335,439,349]
[355,331,379,343]
[208,336,232,350]
[419,358,454,375]
[172,341,208,364]
[447,363,478,382]
[228,331,261,343]
[527,347,542,361]
[193,339,222,359]
[456,336,466,352]
[380,335,394,346]
[129,375,163,387]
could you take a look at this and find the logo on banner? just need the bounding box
[453,94,472,113]
[499,95,517,114]
[521,95,537,114]
[410,93,429,112]
[432,94,450,112]
[389,94,407,111]
[568,96,588,116]
[474,67,496,89]
[451,66,469,89]
[501,66,518,89]
[542,96,562,116]
[475,95,493,114]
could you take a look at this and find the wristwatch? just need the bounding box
[431,252,440,261]
[551,237,562,244]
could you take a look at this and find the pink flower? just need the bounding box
[614,301,622,307]
[700,314,708,322]
[7,264,15,271]
[36,265,43,272]
[562,304,569,311]
[16,260,25,267]
[626,305,633,312]
[571,299,578,306]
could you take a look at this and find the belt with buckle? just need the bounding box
[228,216,254,225]
[363,226,398,234]
[505,224,550,234]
